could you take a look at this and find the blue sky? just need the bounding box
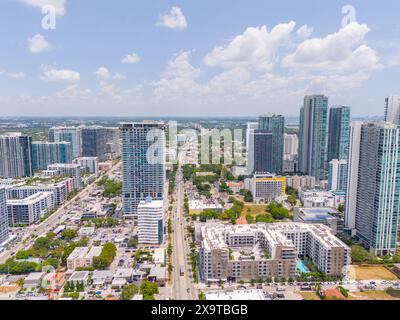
[0,0,399,117]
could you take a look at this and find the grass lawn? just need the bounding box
[241,204,268,217]
[349,291,400,300]
[349,265,398,281]
[300,292,321,300]
[386,288,400,298]
[188,210,199,216]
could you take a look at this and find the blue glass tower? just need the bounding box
[120,122,166,217]
[298,95,328,180]
[327,106,351,162]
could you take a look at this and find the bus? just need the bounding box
[180,265,185,276]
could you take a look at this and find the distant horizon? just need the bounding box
[0,114,385,120]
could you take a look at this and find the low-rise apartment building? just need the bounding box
[46,164,82,190]
[66,246,102,270]
[6,178,74,206]
[245,173,286,203]
[74,157,99,177]
[7,191,54,226]
[137,198,165,245]
[199,222,350,283]
[299,189,345,209]
[293,207,344,235]
[286,175,316,190]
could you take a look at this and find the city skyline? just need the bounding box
[1,1,400,304]
[0,1,400,117]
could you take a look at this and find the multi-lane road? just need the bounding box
[0,162,121,264]
[171,165,197,300]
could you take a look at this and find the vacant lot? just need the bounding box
[242,204,267,217]
[300,292,321,300]
[349,291,400,300]
[349,265,398,281]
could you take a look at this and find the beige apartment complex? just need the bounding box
[66,246,102,270]
[199,223,350,283]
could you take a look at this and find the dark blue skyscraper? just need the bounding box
[257,114,285,174]
[327,106,350,162]
[81,127,108,162]
[298,95,328,180]
[253,130,273,173]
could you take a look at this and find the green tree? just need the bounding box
[15,250,29,260]
[256,214,274,223]
[287,195,297,206]
[92,243,117,270]
[43,258,59,269]
[140,281,159,300]
[228,196,236,203]
[120,284,139,300]
[198,291,206,300]
[167,243,173,257]
[61,229,78,241]
[127,238,138,248]
[350,245,376,263]
[239,189,253,202]
[97,176,123,198]
[245,215,255,224]
[267,203,290,220]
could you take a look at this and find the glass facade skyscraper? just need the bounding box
[253,130,273,173]
[328,159,348,192]
[245,122,258,174]
[327,106,350,162]
[32,142,73,170]
[345,121,400,255]
[257,114,284,173]
[298,95,328,180]
[0,133,33,179]
[384,96,400,125]
[0,187,8,245]
[81,127,108,162]
[48,127,82,159]
[120,122,166,217]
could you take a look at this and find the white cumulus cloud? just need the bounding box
[162,51,202,79]
[121,53,140,64]
[56,85,91,99]
[95,67,111,80]
[28,34,51,53]
[7,72,26,79]
[203,21,296,71]
[282,22,381,75]
[113,73,127,80]
[156,6,187,30]
[20,0,66,16]
[296,25,313,38]
[40,67,80,82]
[0,69,26,79]
[152,52,204,98]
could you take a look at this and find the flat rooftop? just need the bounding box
[69,271,89,281]
[67,247,89,260]
[7,191,53,205]
[206,289,266,300]
[296,207,340,222]
[25,272,45,282]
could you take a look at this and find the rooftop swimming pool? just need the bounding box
[296,260,309,273]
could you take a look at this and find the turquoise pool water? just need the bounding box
[296,260,309,273]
